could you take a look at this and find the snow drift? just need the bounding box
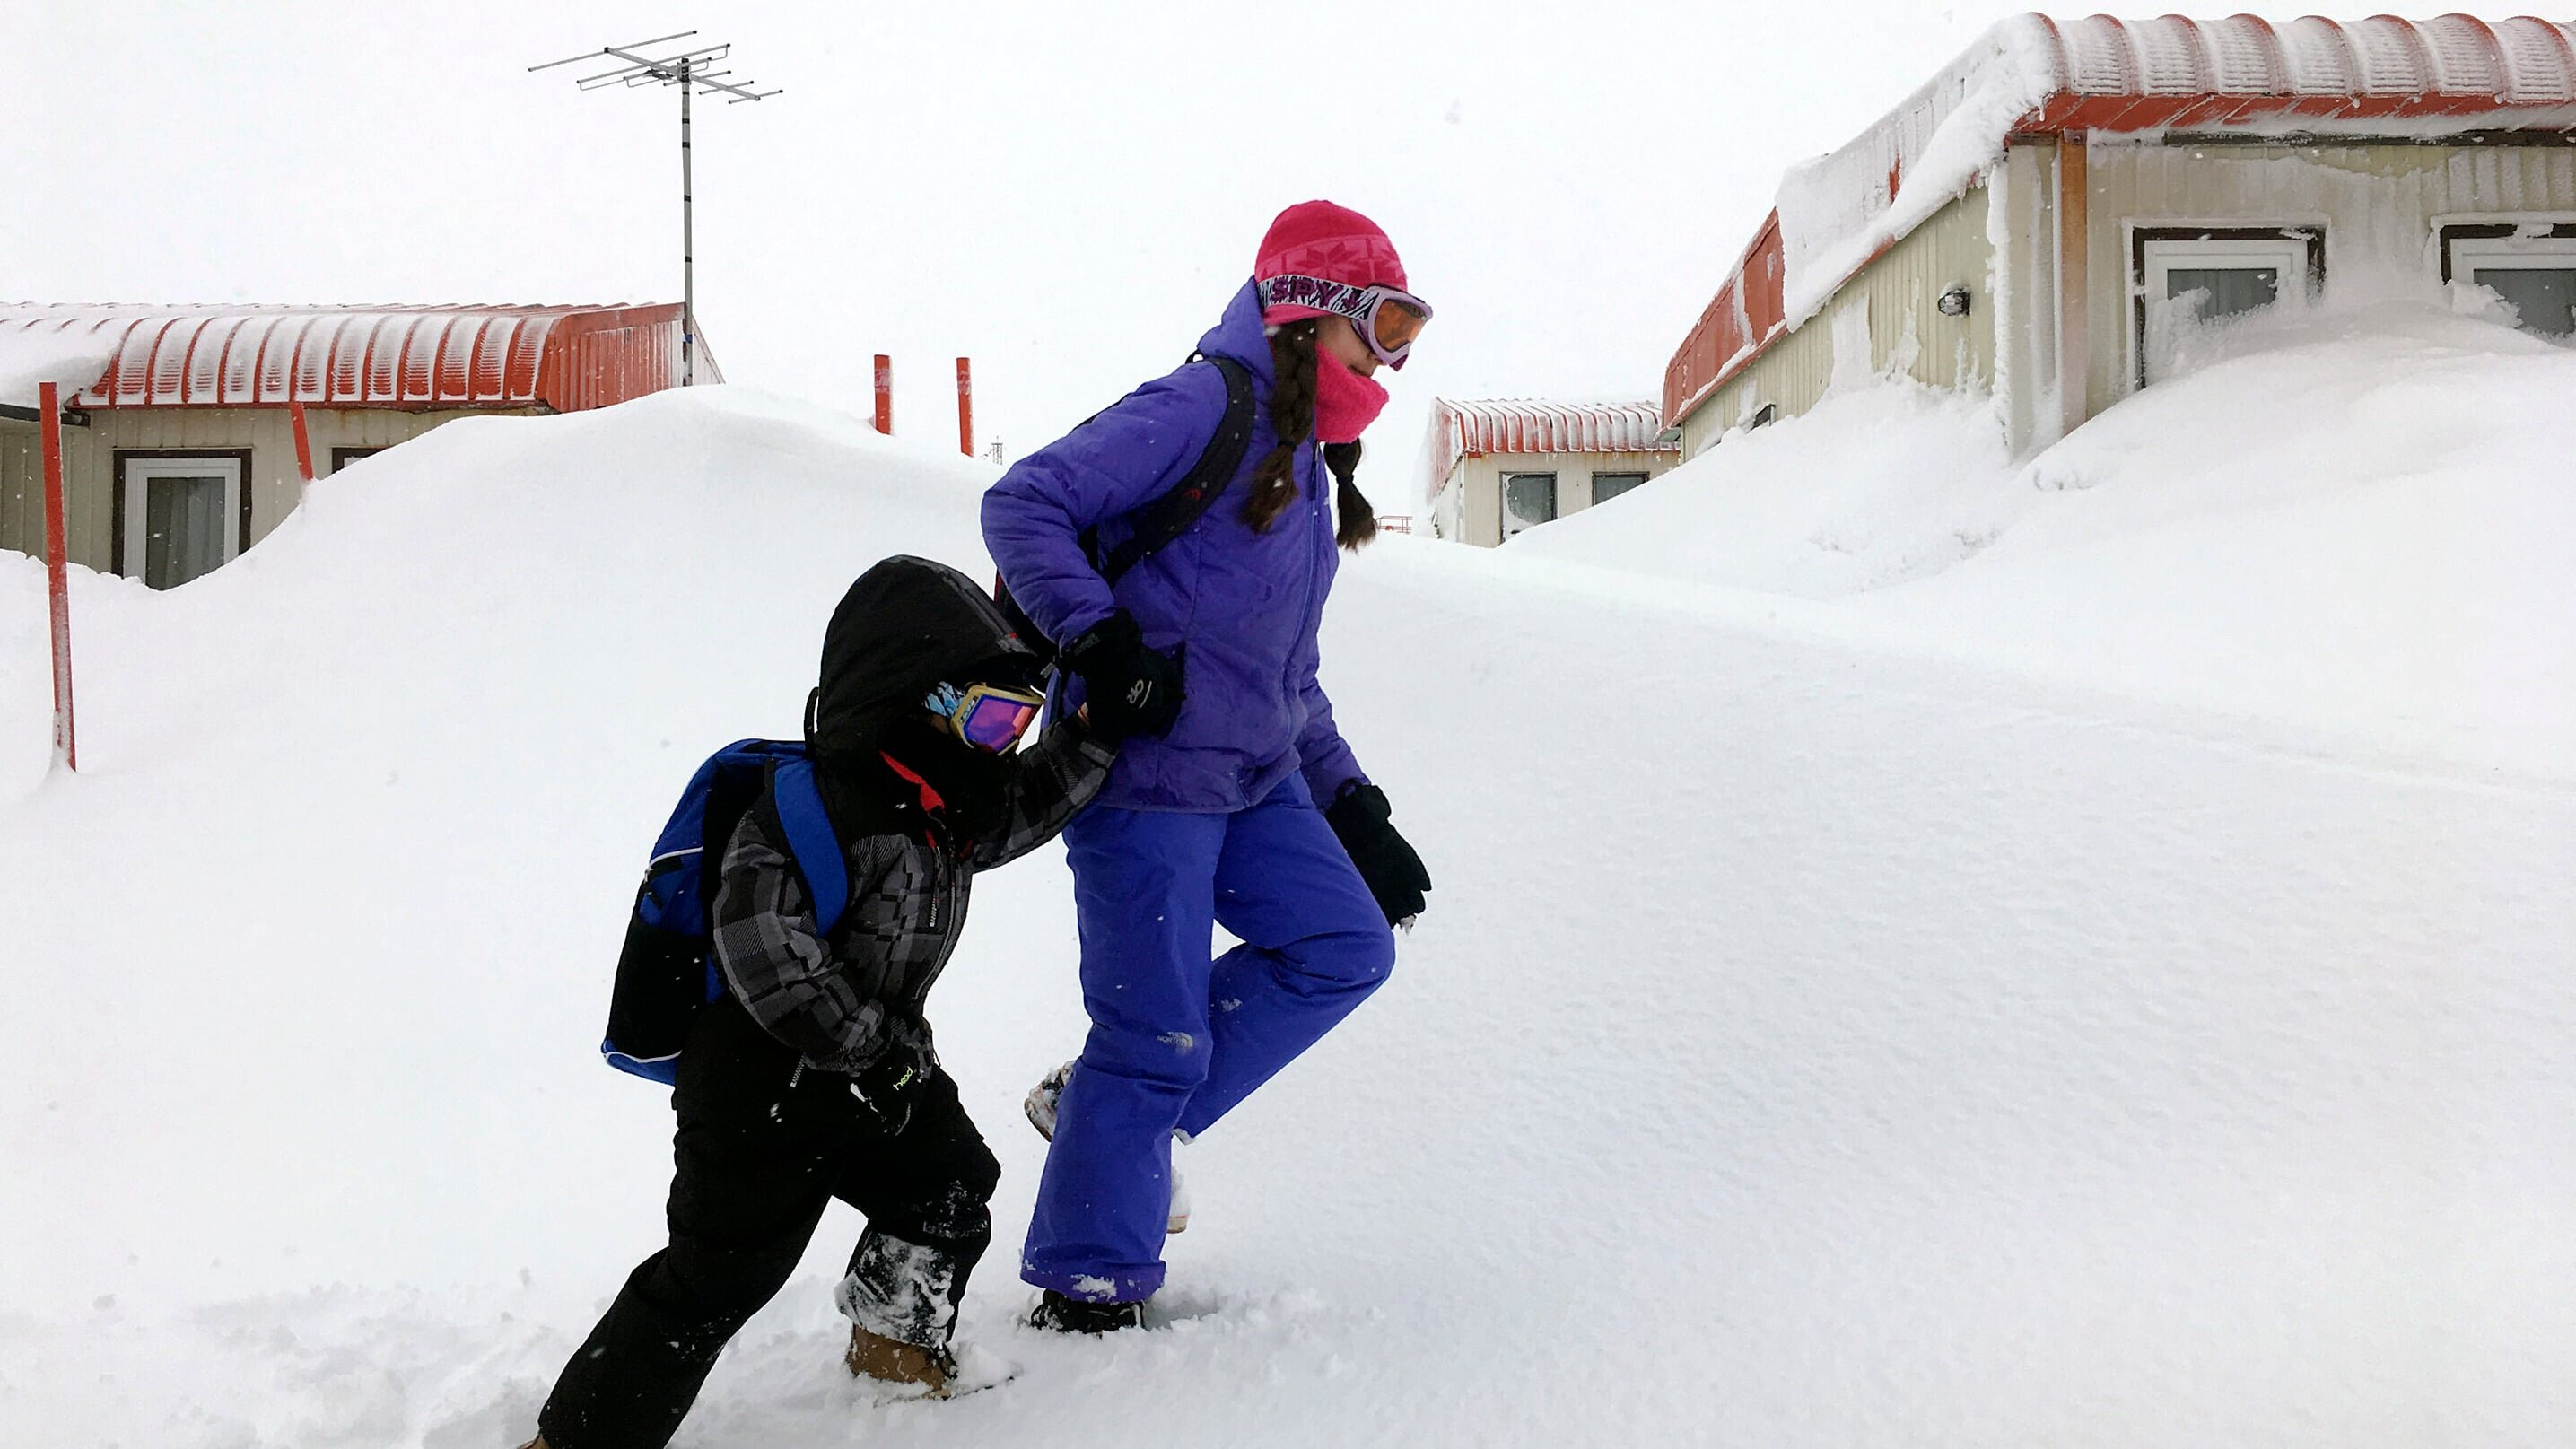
[1512,301,2576,781]
[4,382,2572,1448]
[1503,380,2018,599]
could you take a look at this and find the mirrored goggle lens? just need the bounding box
[957,694,1039,751]
[1371,298,1429,353]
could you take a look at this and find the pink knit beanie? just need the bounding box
[1255,201,1408,325]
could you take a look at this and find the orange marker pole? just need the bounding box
[289,398,316,482]
[873,354,893,434]
[39,381,76,771]
[956,357,974,457]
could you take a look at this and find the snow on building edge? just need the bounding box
[1662,13,2576,460]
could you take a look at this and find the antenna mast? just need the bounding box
[531,31,781,387]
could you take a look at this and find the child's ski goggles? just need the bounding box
[924,680,1045,753]
[1257,275,1434,369]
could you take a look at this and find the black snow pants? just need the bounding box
[537,994,999,1449]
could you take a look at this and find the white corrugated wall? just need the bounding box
[1681,185,1999,459]
[1445,450,1683,548]
[2080,140,2576,410]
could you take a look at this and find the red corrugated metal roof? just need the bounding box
[0,302,713,412]
[1428,399,1675,499]
[1662,13,2576,426]
[2024,13,2576,131]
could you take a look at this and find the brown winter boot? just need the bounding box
[845,1323,954,1398]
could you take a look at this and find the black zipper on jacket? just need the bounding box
[910,853,966,1008]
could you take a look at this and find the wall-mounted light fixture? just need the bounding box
[1937,285,1973,317]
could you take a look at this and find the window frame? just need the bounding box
[1499,471,1559,539]
[2439,222,2576,337]
[2128,224,2326,388]
[329,445,386,475]
[111,449,252,585]
[1590,472,1650,507]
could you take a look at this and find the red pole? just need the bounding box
[38,381,76,772]
[289,398,316,483]
[873,354,892,434]
[956,357,974,457]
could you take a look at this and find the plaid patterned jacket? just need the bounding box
[710,718,1113,1077]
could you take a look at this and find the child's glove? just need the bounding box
[850,1015,937,1136]
[1324,781,1432,928]
[1061,611,1183,743]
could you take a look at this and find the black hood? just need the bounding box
[808,555,1038,762]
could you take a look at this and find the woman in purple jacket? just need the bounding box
[982,200,1434,1331]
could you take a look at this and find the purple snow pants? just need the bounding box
[1021,773,1395,1303]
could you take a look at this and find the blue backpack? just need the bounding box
[601,739,851,1083]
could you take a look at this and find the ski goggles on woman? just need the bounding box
[1257,275,1434,370]
[923,679,1045,753]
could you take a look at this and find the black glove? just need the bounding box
[849,1013,937,1135]
[1324,781,1432,927]
[1061,610,1183,743]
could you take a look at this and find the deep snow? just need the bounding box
[1510,301,2576,782]
[4,380,2572,1447]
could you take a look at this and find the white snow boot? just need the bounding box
[1166,1157,1192,1235]
[1022,1057,1073,1139]
[1026,1058,1192,1235]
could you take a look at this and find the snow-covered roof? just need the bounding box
[0,330,122,413]
[0,302,712,413]
[1428,399,1675,499]
[1663,13,2576,426]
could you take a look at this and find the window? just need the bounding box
[2131,227,2325,386]
[329,446,385,475]
[1747,402,1778,430]
[2441,223,2576,339]
[1591,472,1649,506]
[114,452,249,589]
[1501,472,1557,538]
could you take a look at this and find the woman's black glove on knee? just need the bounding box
[1325,781,1431,927]
[1061,611,1183,743]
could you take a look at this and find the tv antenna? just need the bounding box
[530,31,781,387]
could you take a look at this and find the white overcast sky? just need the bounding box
[5,2,2544,507]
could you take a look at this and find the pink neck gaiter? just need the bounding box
[1311,348,1389,444]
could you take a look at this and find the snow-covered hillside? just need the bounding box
[4,380,2572,1448]
[1510,301,2576,780]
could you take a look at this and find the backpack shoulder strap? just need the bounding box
[1093,354,1258,584]
[768,756,851,937]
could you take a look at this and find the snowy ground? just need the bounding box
[1512,301,2576,781]
[4,355,2572,1446]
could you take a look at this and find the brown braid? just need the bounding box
[1323,441,1378,550]
[1240,319,1318,532]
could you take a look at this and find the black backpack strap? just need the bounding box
[1090,354,1258,584]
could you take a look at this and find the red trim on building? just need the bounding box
[1428,398,1675,500]
[1,302,708,412]
[1660,13,2576,425]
